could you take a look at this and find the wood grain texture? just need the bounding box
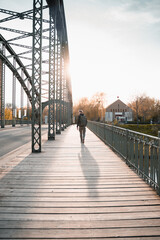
[0,125,160,239]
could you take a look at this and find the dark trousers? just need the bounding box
[79,126,86,142]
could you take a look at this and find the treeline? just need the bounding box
[128,95,160,123]
[4,103,49,123]
[73,93,160,123]
[73,92,106,121]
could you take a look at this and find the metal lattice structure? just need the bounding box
[32,0,43,152]
[0,0,73,153]
[48,11,56,140]
[0,43,5,128]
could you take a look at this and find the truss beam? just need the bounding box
[0,43,5,128]
[0,6,49,23]
[32,0,43,153]
[12,57,16,127]
[48,10,56,140]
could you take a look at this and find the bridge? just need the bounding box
[0,0,160,239]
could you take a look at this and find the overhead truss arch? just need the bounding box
[0,0,73,153]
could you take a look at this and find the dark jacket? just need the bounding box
[77,113,87,127]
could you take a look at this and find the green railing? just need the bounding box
[0,120,32,125]
[87,121,160,195]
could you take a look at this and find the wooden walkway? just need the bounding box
[0,125,160,239]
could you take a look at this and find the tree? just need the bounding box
[73,92,107,121]
[128,94,157,123]
[5,103,12,120]
[152,100,160,123]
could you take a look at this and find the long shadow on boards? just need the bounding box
[78,144,100,198]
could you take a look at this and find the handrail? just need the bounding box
[87,121,160,195]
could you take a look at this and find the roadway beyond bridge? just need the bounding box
[0,125,160,239]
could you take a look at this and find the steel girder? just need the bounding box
[0,6,49,24]
[0,43,5,128]
[0,0,72,151]
[12,57,16,127]
[56,39,62,134]
[48,10,56,140]
[32,0,43,153]
[0,34,33,100]
[21,69,24,124]
[47,0,73,133]
[0,38,33,104]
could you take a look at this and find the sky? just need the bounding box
[64,0,160,106]
[0,0,160,107]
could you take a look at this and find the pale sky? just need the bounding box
[1,0,160,107]
[64,0,160,106]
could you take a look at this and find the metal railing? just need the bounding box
[0,120,32,125]
[87,121,160,195]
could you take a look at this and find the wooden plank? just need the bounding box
[1,236,159,240]
[0,187,155,193]
[2,238,160,240]
[0,219,160,229]
[0,227,160,239]
[0,205,160,214]
[0,199,160,208]
[0,211,160,221]
[0,190,157,197]
[1,195,159,202]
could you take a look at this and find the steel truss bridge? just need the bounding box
[0,0,73,152]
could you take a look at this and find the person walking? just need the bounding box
[77,110,87,143]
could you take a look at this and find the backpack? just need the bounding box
[79,115,87,127]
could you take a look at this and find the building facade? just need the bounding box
[105,99,133,122]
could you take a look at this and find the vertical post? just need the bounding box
[48,7,56,140]
[21,68,24,125]
[158,131,160,195]
[32,0,43,152]
[61,49,64,131]
[12,57,16,127]
[125,129,129,163]
[63,59,67,129]
[27,79,30,125]
[0,42,5,128]
[56,39,62,134]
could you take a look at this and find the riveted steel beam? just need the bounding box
[12,57,16,127]
[32,0,43,153]
[0,42,5,128]
[48,9,56,140]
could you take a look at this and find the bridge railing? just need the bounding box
[0,120,32,125]
[87,121,160,195]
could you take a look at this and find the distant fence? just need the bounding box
[87,121,160,195]
[0,120,32,125]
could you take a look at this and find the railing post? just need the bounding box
[111,125,114,149]
[158,131,160,195]
[126,129,129,164]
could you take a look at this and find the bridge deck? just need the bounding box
[0,125,160,239]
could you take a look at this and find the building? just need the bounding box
[105,99,133,123]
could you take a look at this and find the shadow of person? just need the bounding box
[78,144,100,198]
